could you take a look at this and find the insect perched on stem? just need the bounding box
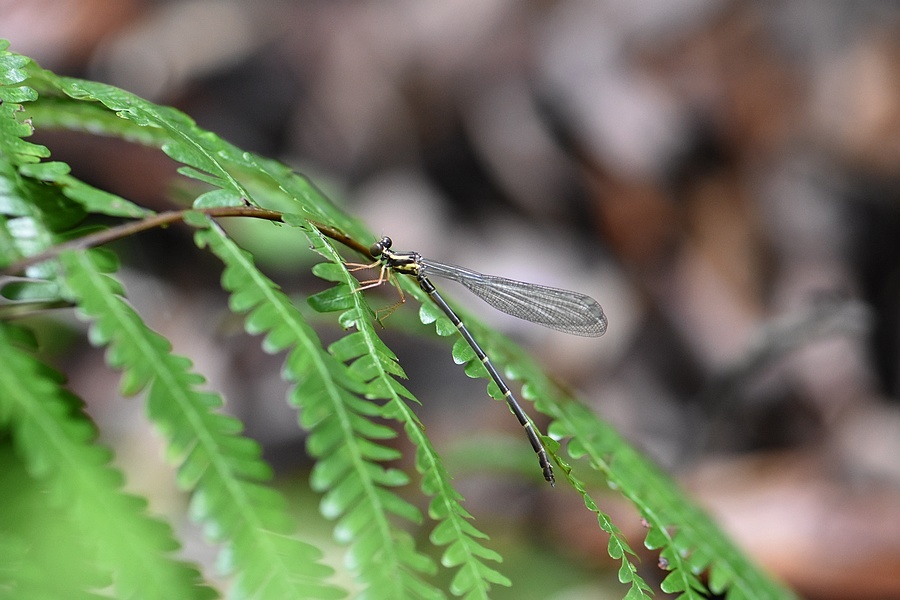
[353,236,607,486]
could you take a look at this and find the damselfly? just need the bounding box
[356,236,607,485]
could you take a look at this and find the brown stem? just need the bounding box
[2,206,284,276]
[309,221,373,258]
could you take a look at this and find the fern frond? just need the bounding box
[413,296,795,598]
[0,60,94,279]
[13,57,250,203]
[56,248,343,600]
[1,41,797,598]
[550,400,791,599]
[0,530,109,600]
[20,157,152,218]
[0,323,215,599]
[549,450,655,600]
[0,101,45,169]
[1,411,121,600]
[487,328,795,600]
[0,49,46,170]
[304,224,511,600]
[194,219,441,599]
[25,96,172,147]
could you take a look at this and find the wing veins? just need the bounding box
[421,259,607,337]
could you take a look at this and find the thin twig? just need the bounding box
[309,221,373,258]
[2,206,284,276]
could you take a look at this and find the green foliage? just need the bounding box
[0,41,796,599]
[57,247,341,599]
[0,322,215,600]
[195,221,441,599]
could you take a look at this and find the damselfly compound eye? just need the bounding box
[369,237,392,257]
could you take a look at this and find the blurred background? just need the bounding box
[5,0,900,597]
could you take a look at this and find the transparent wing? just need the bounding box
[420,258,607,337]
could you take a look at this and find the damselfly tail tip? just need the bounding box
[544,466,555,487]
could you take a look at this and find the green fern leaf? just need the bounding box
[1,42,797,598]
[37,75,252,205]
[15,152,150,218]
[0,67,51,168]
[0,422,116,599]
[305,225,512,599]
[550,450,653,599]
[415,289,793,598]
[0,323,215,599]
[492,333,795,600]
[56,248,343,600]
[194,219,444,599]
[24,96,171,147]
[0,41,30,84]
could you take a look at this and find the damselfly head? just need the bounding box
[369,236,393,257]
